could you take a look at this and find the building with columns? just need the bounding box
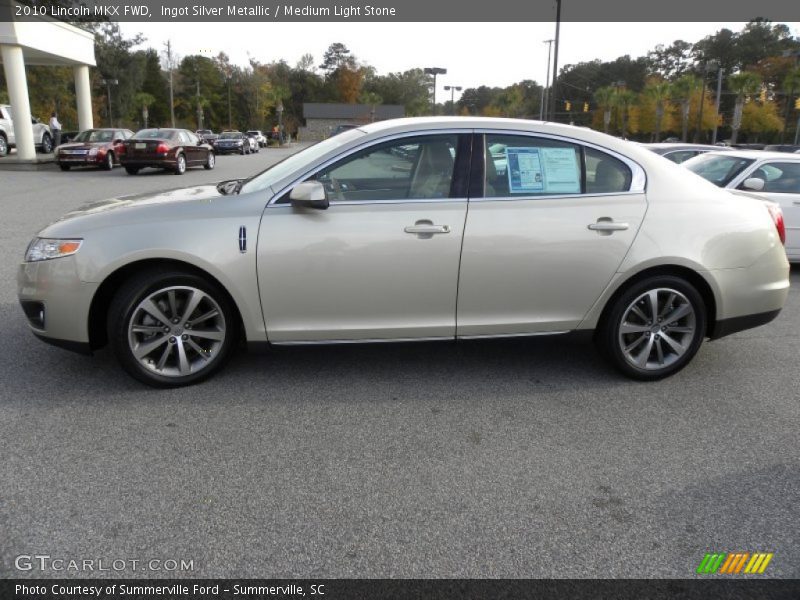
[0,2,95,159]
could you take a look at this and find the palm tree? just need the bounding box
[616,89,636,139]
[781,67,800,143]
[728,71,761,145]
[670,75,699,142]
[644,80,671,142]
[133,92,155,128]
[594,86,615,134]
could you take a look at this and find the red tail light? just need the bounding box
[116,143,126,155]
[156,143,169,154]
[766,203,785,245]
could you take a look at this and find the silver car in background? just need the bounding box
[18,118,790,387]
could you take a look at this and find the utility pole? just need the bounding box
[540,39,554,120]
[550,0,561,121]
[165,40,176,128]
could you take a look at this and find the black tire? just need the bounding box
[125,166,139,175]
[40,133,53,154]
[102,151,114,171]
[204,151,215,170]
[174,153,186,175]
[596,275,706,381]
[0,134,7,157]
[107,268,237,388]
[59,164,71,171]
[239,146,246,155]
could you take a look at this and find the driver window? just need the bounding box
[308,135,459,202]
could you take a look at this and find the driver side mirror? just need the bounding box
[742,177,765,191]
[290,181,329,210]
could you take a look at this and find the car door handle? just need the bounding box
[404,222,451,235]
[588,219,629,232]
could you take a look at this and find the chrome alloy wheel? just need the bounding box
[127,286,226,377]
[618,288,696,370]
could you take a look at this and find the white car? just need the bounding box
[683,150,800,262]
[246,130,267,147]
[0,104,53,156]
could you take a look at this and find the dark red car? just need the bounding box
[56,128,134,171]
[120,128,215,175]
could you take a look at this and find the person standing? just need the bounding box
[49,111,62,150]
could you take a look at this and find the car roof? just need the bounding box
[643,143,728,151]
[701,149,800,161]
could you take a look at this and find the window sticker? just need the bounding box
[506,147,544,193]
[505,146,581,194]
[540,147,581,193]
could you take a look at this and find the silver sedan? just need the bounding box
[18,117,790,387]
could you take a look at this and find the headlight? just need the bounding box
[88,147,98,156]
[25,238,83,262]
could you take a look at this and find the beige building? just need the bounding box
[299,103,405,141]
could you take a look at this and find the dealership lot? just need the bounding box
[0,147,798,579]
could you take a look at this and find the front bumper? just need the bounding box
[17,256,99,352]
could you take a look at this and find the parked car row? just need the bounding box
[213,131,260,155]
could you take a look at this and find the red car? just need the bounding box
[120,128,215,175]
[56,128,134,171]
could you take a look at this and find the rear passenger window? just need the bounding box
[585,147,632,194]
[484,135,581,197]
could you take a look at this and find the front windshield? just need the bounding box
[220,132,241,139]
[684,153,755,187]
[74,130,114,143]
[240,128,365,195]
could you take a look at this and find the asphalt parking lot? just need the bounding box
[0,147,798,579]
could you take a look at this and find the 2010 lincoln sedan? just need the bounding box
[18,117,790,387]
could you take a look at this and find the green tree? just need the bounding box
[643,79,672,141]
[670,75,700,141]
[728,71,762,144]
[593,86,615,134]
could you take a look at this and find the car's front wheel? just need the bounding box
[40,133,53,154]
[597,275,706,380]
[103,151,114,171]
[108,269,237,387]
[0,134,8,157]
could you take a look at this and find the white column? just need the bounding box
[73,65,93,131]
[1,44,35,160]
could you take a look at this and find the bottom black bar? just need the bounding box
[2,579,800,600]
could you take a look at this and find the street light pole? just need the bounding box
[695,60,716,143]
[276,101,284,145]
[226,73,232,130]
[424,67,447,115]
[444,85,462,115]
[711,66,724,145]
[540,39,554,120]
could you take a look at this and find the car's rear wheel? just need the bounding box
[59,164,70,171]
[204,151,215,170]
[597,275,706,380]
[239,146,245,155]
[107,269,236,387]
[103,151,114,171]
[174,153,186,175]
[125,166,139,175]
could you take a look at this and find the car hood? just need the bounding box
[58,142,107,150]
[39,185,225,236]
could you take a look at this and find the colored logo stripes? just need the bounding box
[697,552,773,574]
